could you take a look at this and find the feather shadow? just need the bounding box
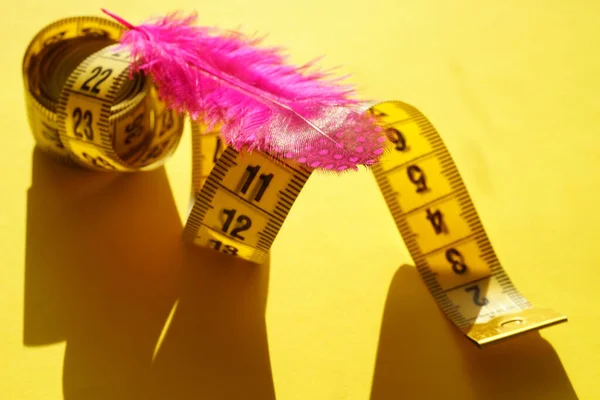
[369,264,578,400]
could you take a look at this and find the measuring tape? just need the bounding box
[23,15,566,347]
[23,16,184,171]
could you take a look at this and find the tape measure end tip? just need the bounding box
[466,308,568,348]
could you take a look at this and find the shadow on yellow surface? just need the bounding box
[370,265,578,400]
[142,241,275,400]
[24,147,275,399]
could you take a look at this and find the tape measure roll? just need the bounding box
[22,16,184,171]
[23,15,566,347]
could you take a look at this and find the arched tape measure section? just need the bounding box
[369,101,566,346]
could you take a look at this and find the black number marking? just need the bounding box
[257,174,274,200]
[81,27,109,38]
[223,245,239,255]
[239,165,274,202]
[426,208,446,235]
[445,248,467,274]
[124,114,144,144]
[407,165,428,193]
[80,66,113,94]
[241,165,260,194]
[141,141,169,162]
[81,152,114,169]
[221,209,252,240]
[107,51,128,61]
[208,239,239,256]
[72,107,94,140]
[465,285,489,306]
[159,109,174,137]
[213,137,223,163]
[367,108,387,117]
[385,127,407,151]
[43,31,66,47]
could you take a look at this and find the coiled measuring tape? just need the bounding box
[23,15,567,347]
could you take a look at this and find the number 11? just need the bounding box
[240,165,273,202]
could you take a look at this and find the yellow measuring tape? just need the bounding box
[23,15,567,347]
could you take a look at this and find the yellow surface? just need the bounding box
[1,0,599,399]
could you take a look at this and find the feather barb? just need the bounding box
[102,9,386,171]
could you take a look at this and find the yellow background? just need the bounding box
[1,0,598,399]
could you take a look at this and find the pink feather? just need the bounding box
[102,9,385,171]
